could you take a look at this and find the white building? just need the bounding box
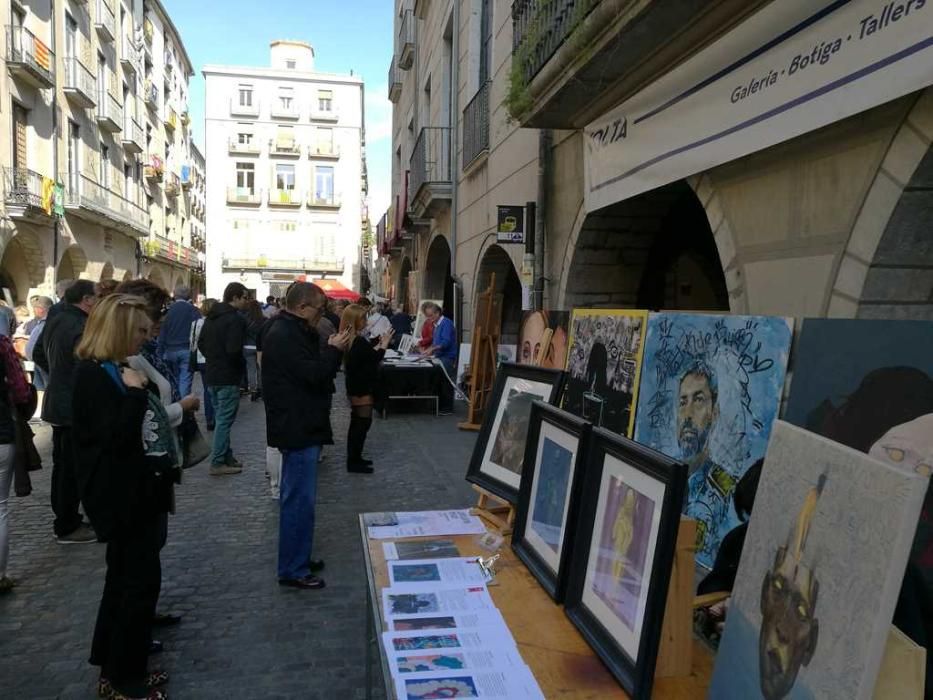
[203,41,366,300]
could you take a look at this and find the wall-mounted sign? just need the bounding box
[497,205,525,244]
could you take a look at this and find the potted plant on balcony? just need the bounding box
[144,155,164,182]
[143,238,160,258]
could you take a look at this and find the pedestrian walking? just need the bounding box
[24,296,52,422]
[71,294,169,700]
[157,286,201,397]
[189,298,216,431]
[261,282,349,589]
[40,279,98,543]
[419,302,458,415]
[243,300,266,402]
[0,333,35,594]
[340,304,393,473]
[197,282,249,476]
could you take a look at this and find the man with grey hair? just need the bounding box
[158,284,202,396]
[419,302,458,415]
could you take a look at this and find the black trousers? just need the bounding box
[51,426,82,537]
[90,515,161,688]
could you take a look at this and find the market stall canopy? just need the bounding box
[311,278,360,301]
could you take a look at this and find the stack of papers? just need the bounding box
[368,510,487,540]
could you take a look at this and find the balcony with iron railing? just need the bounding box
[163,105,177,131]
[164,172,180,197]
[96,90,123,132]
[62,172,148,236]
[2,167,54,221]
[308,143,340,160]
[144,155,164,182]
[143,80,159,110]
[228,137,260,155]
[462,81,490,170]
[270,102,300,120]
[226,187,262,205]
[388,56,402,103]
[308,192,341,209]
[121,33,138,73]
[62,56,96,107]
[268,189,302,207]
[230,98,260,118]
[121,114,144,153]
[222,256,343,274]
[310,108,339,123]
[409,127,451,219]
[269,138,300,157]
[95,0,116,42]
[398,9,414,70]
[5,25,55,89]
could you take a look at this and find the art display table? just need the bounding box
[376,361,443,417]
[359,514,714,699]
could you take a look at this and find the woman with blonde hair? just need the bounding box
[340,303,393,473]
[72,294,170,700]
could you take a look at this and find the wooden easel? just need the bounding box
[470,484,515,535]
[656,517,697,678]
[458,274,502,432]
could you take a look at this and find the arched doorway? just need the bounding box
[563,180,728,311]
[476,245,522,345]
[56,245,89,283]
[423,235,454,318]
[398,257,413,313]
[0,239,33,303]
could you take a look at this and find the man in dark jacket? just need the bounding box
[158,285,201,397]
[198,282,249,476]
[261,282,349,589]
[42,279,97,543]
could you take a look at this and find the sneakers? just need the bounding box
[209,464,242,476]
[347,461,374,474]
[226,455,244,469]
[278,575,326,590]
[56,524,97,544]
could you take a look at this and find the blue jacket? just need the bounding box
[158,300,202,354]
[432,316,457,363]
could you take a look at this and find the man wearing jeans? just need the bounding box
[261,283,348,589]
[420,302,458,415]
[198,282,249,476]
[158,285,201,396]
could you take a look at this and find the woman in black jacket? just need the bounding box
[72,294,169,700]
[340,304,393,473]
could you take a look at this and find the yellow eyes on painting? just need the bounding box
[796,604,809,620]
[884,447,905,462]
[918,464,932,478]
[773,578,783,591]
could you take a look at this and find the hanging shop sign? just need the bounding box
[584,0,933,212]
[497,205,525,244]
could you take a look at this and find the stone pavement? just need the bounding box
[0,378,478,699]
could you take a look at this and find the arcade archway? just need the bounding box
[398,257,413,313]
[423,235,454,317]
[476,244,522,345]
[56,245,88,283]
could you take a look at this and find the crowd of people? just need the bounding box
[0,277,457,699]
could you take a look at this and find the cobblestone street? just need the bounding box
[0,379,477,699]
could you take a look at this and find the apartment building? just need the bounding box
[382,0,933,340]
[203,41,367,300]
[0,0,204,305]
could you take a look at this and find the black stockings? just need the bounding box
[347,403,373,465]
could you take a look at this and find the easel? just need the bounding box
[657,517,697,678]
[458,274,502,432]
[470,484,515,535]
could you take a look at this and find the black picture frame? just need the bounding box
[465,362,567,504]
[511,402,591,602]
[563,427,687,700]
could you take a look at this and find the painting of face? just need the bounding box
[868,413,933,478]
[677,369,718,465]
[519,310,570,370]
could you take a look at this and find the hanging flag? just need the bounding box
[34,38,51,72]
[41,177,54,215]
[53,182,65,216]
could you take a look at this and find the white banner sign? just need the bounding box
[584,0,933,212]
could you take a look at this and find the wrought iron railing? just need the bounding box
[62,57,96,99]
[410,127,451,206]
[61,172,148,232]
[122,114,143,146]
[121,33,139,71]
[95,0,116,41]
[2,167,48,210]
[512,0,602,86]
[388,56,402,103]
[462,81,490,169]
[398,9,414,69]
[96,89,123,128]
[5,24,55,84]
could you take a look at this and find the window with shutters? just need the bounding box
[12,104,28,172]
[317,90,333,112]
[235,162,254,192]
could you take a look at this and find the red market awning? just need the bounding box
[309,278,360,301]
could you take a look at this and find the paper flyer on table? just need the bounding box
[382,586,496,620]
[382,627,518,655]
[386,643,527,677]
[388,610,507,632]
[383,539,461,561]
[388,558,491,588]
[368,510,487,539]
[393,665,545,700]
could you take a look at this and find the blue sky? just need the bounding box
[161,0,394,219]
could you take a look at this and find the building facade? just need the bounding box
[203,41,367,300]
[0,0,204,304]
[381,0,933,345]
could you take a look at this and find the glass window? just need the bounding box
[316,127,333,154]
[279,87,294,109]
[314,166,334,201]
[275,164,295,190]
[317,90,333,112]
[236,162,255,191]
[100,146,110,188]
[238,132,253,146]
[238,85,253,107]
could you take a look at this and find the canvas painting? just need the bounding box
[529,437,572,555]
[564,309,648,437]
[784,319,933,597]
[487,387,545,477]
[710,421,926,700]
[519,310,570,369]
[633,312,792,567]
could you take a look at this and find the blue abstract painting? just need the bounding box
[633,313,792,567]
[530,437,573,554]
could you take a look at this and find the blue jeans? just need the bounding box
[164,349,193,397]
[197,365,214,425]
[207,385,240,466]
[278,445,321,580]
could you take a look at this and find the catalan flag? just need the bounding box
[33,38,51,72]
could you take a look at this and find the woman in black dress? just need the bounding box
[340,304,393,474]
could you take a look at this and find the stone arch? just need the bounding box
[56,245,89,282]
[828,88,933,318]
[0,230,47,302]
[148,267,167,290]
[398,257,413,313]
[557,179,731,312]
[100,261,115,280]
[475,243,523,345]
[422,234,454,315]
[122,270,133,282]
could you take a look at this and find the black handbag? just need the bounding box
[181,413,210,469]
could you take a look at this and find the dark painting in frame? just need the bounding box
[512,402,591,602]
[563,427,687,700]
[465,362,567,504]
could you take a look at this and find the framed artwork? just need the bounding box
[710,421,927,700]
[633,312,792,568]
[512,402,591,602]
[563,309,648,438]
[466,362,567,503]
[518,310,570,369]
[564,428,687,700]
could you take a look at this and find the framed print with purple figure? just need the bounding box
[564,428,687,700]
